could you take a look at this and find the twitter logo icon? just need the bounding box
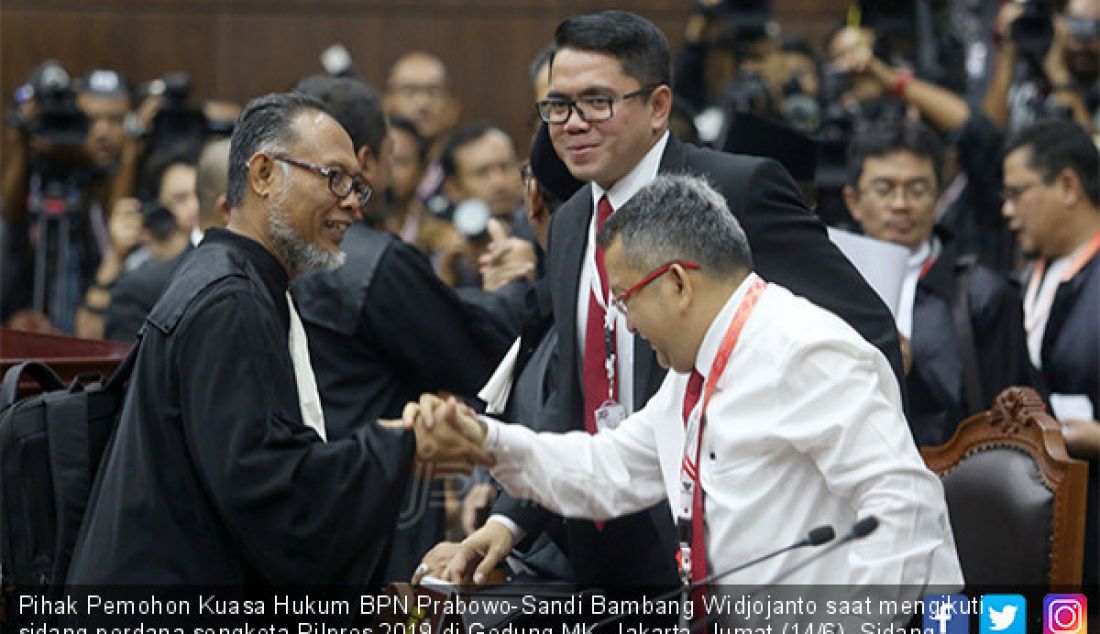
[982,595,1027,634]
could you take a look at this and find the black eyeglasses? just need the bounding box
[535,85,660,124]
[272,154,373,206]
[1000,182,1041,203]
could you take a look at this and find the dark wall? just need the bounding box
[1,0,847,156]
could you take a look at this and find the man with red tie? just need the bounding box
[411,174,961,596]
[415,10,905,588]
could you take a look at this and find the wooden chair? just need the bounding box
[921,386,1089,587]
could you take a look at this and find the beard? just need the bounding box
[267,195,346,278]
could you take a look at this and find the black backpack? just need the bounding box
[0,343,137,588]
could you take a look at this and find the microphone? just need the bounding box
[696,524,835,588]
[688,516,880,633]
[590,525,835,632]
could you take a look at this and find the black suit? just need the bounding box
[492,136,904,586]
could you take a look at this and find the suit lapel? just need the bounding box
[632,139,685,407]
[550,185,595,427]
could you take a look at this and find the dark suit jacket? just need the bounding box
[493,136,904,586]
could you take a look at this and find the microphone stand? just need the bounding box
[590,525,837,632]
[688,517,880,634]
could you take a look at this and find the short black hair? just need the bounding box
[1005,119,1099,208]
[137,142,199,203]
[294,75,387,156]
[388,115,428,166]
[529,43,556,89]
[226,92,329,208]
[439,121,504,180]
[552,11,671,87]
[846,119,944,189]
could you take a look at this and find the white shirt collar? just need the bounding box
[694,272,760,377]
[590,131,670,211]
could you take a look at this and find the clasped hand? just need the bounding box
[382,394,493,476]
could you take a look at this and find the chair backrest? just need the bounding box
[920,386,1088,587]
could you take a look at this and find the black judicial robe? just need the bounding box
[104,245,192,343]
[907,239,1032,446]
[1034,253,1100,584]
[68,228,414,584]
[292,222,512,580]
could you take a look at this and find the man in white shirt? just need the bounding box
[412,174,962,594]
[440,9,904,590]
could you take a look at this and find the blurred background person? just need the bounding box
[103,137,230,343]
[844,119,1031,446]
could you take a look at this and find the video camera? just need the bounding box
[141,72,209,154]
[699,0,772,46]
[1011,0,1055,61]
[8,60,89,149]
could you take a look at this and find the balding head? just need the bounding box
[196,137,231,231]
[385,51,459,141]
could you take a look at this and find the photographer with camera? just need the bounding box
[983,0,1093,136]
[673,0,824,144]
[1,63,145,334]
[81,145,199,339]
[828,25,1020,273]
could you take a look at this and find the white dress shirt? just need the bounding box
[1023,252,1076,370]
[485,275,962,588]
[576,131,671,416]
[286,291,327,441]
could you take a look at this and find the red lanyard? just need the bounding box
[677,275,767,577]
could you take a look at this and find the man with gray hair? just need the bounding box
[68,92,489,584]
[412,173,961,593]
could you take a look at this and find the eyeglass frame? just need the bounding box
[612,260,700,315]
[270,153,373,206]
[535,84,661,125]
[1000,181,1042,203]
[857,178,936,204]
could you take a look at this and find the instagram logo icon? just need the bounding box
[1045,595,1087,634]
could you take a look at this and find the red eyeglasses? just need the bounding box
[612,261,700,314]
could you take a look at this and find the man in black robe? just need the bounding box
[68,92,488,585]
[844,120,1032,446]
[1003,119,1100,584]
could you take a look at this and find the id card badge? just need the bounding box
[594,399,627,432]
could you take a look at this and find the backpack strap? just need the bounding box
[953,255,985,414]
[48,335,141,586]
[102,338,140,394]
[1,361,65,409]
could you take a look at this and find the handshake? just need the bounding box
[382,394,495,476]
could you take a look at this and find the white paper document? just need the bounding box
[827,227,910,319]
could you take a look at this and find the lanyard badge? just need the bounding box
[676,276,766,586]
[595,287,627,432]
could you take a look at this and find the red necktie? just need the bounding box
[582,195,616,435]
[682,370,707,585]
